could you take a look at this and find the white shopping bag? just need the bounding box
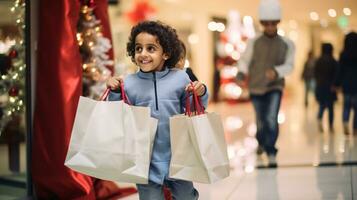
[65,87,157,184]
[169,89,230,183]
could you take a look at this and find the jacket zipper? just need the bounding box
[153,72,159,110]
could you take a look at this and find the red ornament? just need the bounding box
[8,87,19,97]
[219,33,228,43]
[8,50,18,58]
[88,0,95,8]
[126,0,156,24]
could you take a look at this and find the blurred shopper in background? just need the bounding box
[336,32,357,135]
[237,0,295,165]
[176,40,198,82]
[301,51,316,107]
[314,43,338,133]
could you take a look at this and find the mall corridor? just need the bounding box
[1,0,357,199]
[120,82,357,200]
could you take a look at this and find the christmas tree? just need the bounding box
[77,0,114,99]
[0,0,26,135]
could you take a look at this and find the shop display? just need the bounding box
[0,0,26,176]
[125,0,156,25]
[213,11,256,103]
[0,0,26,136]
[77,0,114,99]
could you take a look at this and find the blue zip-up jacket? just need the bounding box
[108,67,209,184]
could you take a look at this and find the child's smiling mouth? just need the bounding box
[140,60,151,64]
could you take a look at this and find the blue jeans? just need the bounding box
[250,90,282,156]
[343,94,357,129]
[304,79,315,106]
[317,101,334,126]
[137,179,198,200]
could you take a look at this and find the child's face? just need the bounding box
[134,32,169,72]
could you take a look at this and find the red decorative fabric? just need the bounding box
[33,0,137,199]
[163,186,173,200]
[32,0,95,199]
[94,180,137,200]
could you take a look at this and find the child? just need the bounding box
[106,20,208,200]
[175,40,198,82]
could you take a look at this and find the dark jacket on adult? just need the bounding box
[336,32,357,95]
[301,57,316,81]
[314,44,338,103]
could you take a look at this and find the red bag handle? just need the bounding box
[185,91,192,116]
[100,83,130,104]
[185,82,204,116]
[100,88,110,101]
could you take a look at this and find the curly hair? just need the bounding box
[126,20,182,68]
[178,39,186,59]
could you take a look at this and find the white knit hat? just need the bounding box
[258,0,282,21]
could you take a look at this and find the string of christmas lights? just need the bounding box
[0,0,26,134]
[77,0,114,99]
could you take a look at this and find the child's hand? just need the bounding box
[106,76,123,90]
[186,81,206,96]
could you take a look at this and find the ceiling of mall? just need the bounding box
[0,0,356,29]
[151,0,357,29]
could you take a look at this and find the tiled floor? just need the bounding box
[0,82,356,199]
[0,185,26,200]
[0,144,27,199]
[119,83,357,200]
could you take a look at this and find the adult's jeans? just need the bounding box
[304,79,315,106]
[250,90,282,156]
[317,101,334,126]
[137,179,198,200]
[343,94,357,129]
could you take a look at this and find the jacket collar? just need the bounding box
[263,32,279,40]
[137,67,170,79]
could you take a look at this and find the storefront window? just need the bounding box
[0,0,29,198]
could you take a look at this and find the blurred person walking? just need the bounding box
[314,43,338,133]
[301,51,316,107]
[176,40,198,82]
[237,0,295,165]
[336,32,357,135]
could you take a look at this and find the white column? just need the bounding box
[191,11,214,99]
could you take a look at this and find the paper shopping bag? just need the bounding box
[120,116,157,183]
[169,87,230,183]
[65,86,157,184]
